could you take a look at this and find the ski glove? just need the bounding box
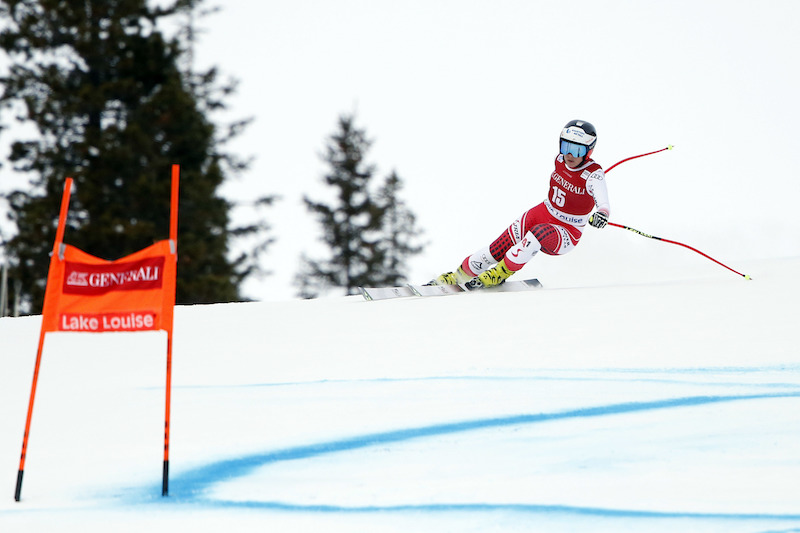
[589,212,608,229]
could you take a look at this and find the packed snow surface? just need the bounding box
[2,257,799,532]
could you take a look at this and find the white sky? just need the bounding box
[3,1,799,301]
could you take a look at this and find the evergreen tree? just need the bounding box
[376,170,424,286]
[0,0,273,313]
[299,113,424,297]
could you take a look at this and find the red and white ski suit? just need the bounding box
[461,154,610,277]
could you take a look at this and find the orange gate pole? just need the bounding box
[15,178,73,502]
[162,164,180,496]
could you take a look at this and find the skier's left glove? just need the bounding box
[589,212,608,229]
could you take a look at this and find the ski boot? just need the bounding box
[432,266,472,286]
[475,259,514,288]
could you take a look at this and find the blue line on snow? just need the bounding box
[164,364,800,390]
[147,391,800,520]
[156,365,800,394]
[184,500,800,521]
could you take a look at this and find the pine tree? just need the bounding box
[299,113,424,297]
[0,0,273,313]
[376,170,424,286]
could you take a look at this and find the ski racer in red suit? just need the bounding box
[435,120,610,288]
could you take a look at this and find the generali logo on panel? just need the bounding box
[63,257,165,295]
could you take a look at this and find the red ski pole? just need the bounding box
[602,221,752,280]
[601,145,751,280]
[606,145,674,173]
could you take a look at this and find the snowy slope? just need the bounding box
[1,257,799,532]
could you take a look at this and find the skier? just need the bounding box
[434,120,610,288]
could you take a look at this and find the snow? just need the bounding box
[2,257,800,532]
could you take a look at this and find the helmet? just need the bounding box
[559,120,597,159]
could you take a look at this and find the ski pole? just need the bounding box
[601,145,750,280]
[604,220,752,280]
[605,145,674,173]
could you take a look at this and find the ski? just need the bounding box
[359,278,542,301]
[409,278,543,297]
[358,285,416,301]
[407,283,465,297]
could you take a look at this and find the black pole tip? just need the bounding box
[15,470,24,502]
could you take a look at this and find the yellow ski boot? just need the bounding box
[476,259,514,288]
[433,266,472,286]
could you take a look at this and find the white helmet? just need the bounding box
[560,120,597,159]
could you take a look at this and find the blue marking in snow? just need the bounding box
[161,366,800,392]
[176,499,800,521]
[143,391,800,519]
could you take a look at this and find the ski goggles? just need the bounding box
[560,140,588,158]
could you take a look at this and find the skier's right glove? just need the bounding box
[589,212,608,229]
